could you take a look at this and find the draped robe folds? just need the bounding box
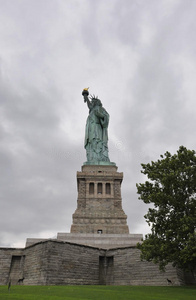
[84,104,110,162]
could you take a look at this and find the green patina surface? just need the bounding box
[82,89,115,166]
[83,161,116,166]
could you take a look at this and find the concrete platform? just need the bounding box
[25,233,143,249]
[57,233,143,249]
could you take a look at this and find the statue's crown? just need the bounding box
[90,94,99,100]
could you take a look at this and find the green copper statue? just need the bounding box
[82,88,111,164]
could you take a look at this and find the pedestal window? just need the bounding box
[89,182,94,194]
[98,183,102,194]
[106,183,111,194]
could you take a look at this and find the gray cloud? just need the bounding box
[0,0,196,247]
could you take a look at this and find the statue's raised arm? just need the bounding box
[82,88,112,165]
[82,88,91,110]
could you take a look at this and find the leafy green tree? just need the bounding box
[136,146,196,275]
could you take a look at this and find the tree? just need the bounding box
[136,146,196,277]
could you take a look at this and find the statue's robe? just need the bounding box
[85,105,110,162]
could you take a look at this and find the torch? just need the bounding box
[82,87,89,102]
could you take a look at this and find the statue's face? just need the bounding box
[91,99,97,107]
[92,99,102,107]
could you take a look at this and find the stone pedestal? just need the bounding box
[70,165,129,234]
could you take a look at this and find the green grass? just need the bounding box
[0,285,195,300]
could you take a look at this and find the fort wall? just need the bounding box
[0,240,192,286]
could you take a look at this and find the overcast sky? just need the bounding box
[1,0,196,248]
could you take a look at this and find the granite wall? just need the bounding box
[0,240,194,286]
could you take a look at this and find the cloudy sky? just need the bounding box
[1,0,196,248]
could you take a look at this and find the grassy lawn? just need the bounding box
[0,285,195,300]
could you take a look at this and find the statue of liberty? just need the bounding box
[82,88,111,164]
